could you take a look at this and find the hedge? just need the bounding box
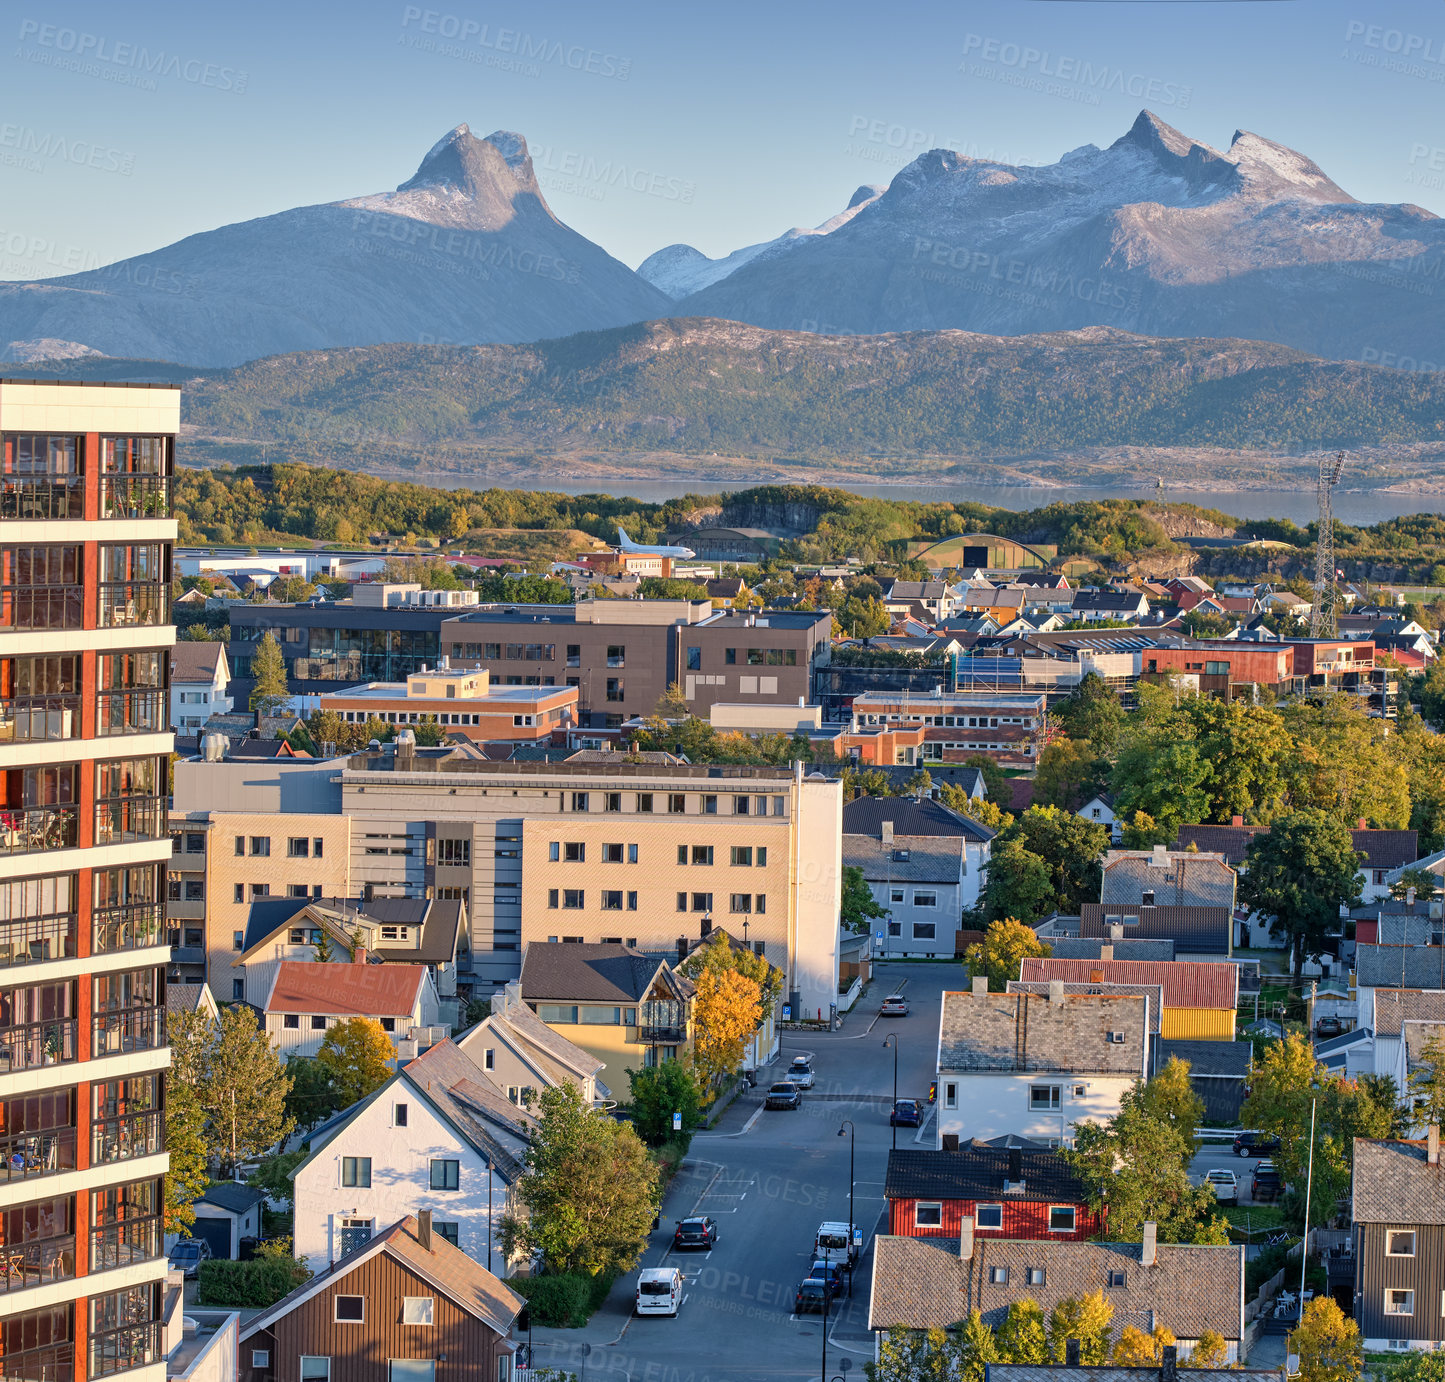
[509,1274,593,1328]
[197,1256,312,1308]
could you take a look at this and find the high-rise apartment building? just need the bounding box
[0,379,177,1382]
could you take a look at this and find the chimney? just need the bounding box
[972,975,988,998]
[1430,1124,1440,1167]
[1408,887,1417,908]
[959,1215,975,1262]
[352,945,367,965]
[418,1209,433,1252]
[1099,944,1114,963]
[1049,979,1065,1005]
[676,937,688,963]
[1142,1220,1158,1267]
[881,820,894,846]
[1067,1340,1081,1368]
[1231,815,1244,827]
[1150,843,1168,868]
[1109,923,1124,941]
[1160,1345,1178,1382]
[1359,817,1368,830]
[942,1133,960,1152]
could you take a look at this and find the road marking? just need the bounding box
[914,1104,937,1144]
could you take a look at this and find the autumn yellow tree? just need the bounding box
[964,918,1051,992]
[316,1017,396,1109]
[1189,1331,1231,1369]
[1291,1298,1362,1382]
[1047,1292,1114,1364]
[689,968,763,1088]
[1112,1324,1175,1366]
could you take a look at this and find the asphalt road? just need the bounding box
[529,961,962,1382]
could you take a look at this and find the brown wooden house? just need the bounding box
[240,1212,523,1382]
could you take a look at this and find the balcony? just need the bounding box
[0,915,78,970]
[639,1023,687,1044]
[95,690,166,738]
[0,807,77,857]
[98,476,171,522]
[91,1008,165,1058]
[93,799,167,848]
[0,1340,74,1381]
[0,1127,77,1184]
[0,697,82,744]
[0,1232,75,1295]
[0,1019,77,1073]
[96,587,167,631]
[0,478,84,522]
[93,905,164,956]
[90,1215,162,1273]
[89,1320,161,1378]
[91,1111,162,1167]
[0,590,84,634]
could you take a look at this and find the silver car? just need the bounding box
[788,1060,815,1089]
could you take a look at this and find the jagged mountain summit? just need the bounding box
[637,184,884,299]
[674,110,1445,364]
[0,125,672,367]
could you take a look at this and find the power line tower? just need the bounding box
[1309,450,1346,637]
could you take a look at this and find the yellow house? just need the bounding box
[1018,957,1238,1041]
[518,942,696,1098]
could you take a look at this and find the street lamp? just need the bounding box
[837,1121,856,1298]
[882,1034,899,1150]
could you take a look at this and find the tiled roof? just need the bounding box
[869,1236,1242,1338]
[1370,989,1445,1038]
[1010,981,1164,1036]
[1079,904,1232,953]
[1378,914,1444,946]
[885,1142,1089,1204]
[519,943,694,1005]
[1352,829,1420,869]
[1100,852,1236,910]
[402,1041,532,1181]
[264,960,427,1017]
[166,983,212,1016]
[170,641,227,683]
[938,990,1149,1075]
[842,795,996,843]
[1355,945,1445,990]
[1353,1138,1445,1224]
[1019,958,1239,1010]
[1175,824,1417,870]
[1153,1039,1252,1080]
[1045,939,1176,962]
[1173,826,1264,865]
[844,834,967,885]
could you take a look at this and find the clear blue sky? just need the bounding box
[4,0,1444,276]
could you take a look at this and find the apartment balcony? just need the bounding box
[0,1339,74,1381]
[93,799,168,849]
[0,1126,77,1185]
[0,589,84,634]
[89,1319,162,1379]
[93,905,165,957]
[0,915,79,971]
[0,1018,78,1074]
[0,1231,75,1296]
[0,478,85,522]
[98,476,171,522]
[91,1111,163,1168]
[0,696,82,745]
[96,586,168,632]
[91,1008,165,1059]
[639,1023,687,1044]
[89,1215,163,1274]
[0,806,78,858]
[95,690,167,738]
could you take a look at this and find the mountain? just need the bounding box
[31,320,1444,473]
[674,111,1445,364]
[0,125,672,367]
[637,184,884,299]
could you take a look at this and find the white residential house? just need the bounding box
[170,640,233,731]
[934,979,1150,1148]
[1078,793,1122,844]
[262,958,442,1060]
[290,1039,530,1274]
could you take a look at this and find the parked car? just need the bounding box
[1315,1016,1345,1040]
[766,1081,802,1110]
[890,1098,922,1128]
[809,1259,846,1294]
[814,1221,861,1268]
[794,1277,834,1315]
[1233,1132,1282,1158]
[636,1267,684,1317]
[1252,1160,1283,1203]
[673,1216,719,1250]
[788,1059,816,1089]
[167,1238,213,1279]
[1203,1169,1239,1205]
[880,995,909,1016]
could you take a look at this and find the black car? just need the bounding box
[794,1277,834,1314]
[1251,1160,1283,1203]
[673,1216,719,1250]
[766,1081,802,1110]
[1233,1132,1282,1158]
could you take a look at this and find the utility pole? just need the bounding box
[1298,1097,1318,1315]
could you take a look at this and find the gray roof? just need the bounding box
[1378,914,1444,946]
[1403,1021,1445,1071]
[520,942,694,1005]
[1353,1138,1445,1224]
[170,641,227,683]
[1356,945,1445,990]
[1045,938,1176,962]
[844,834,966,885]
[989,1368,1279,1382]
[1079,903,1233,956]
[842,795,996,843]
[1153,1039,1253,1080]
[1010,981,1164,1036]
[938,990,1149,1075]
[402,1041,533,1181]
[869,1236,1243,1338]
[1101,852,1236,910]
[197,1182,266,1215]
[1370,989,1445,1037]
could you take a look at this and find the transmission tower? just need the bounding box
[1309,450,1346,637]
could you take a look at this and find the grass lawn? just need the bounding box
[1222,1203,1289,1233]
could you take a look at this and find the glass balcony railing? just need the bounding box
[0,915,78,969]
[0,808,77,856]
[0,1019,77,1073]
[89,1320,160,1378]
[94,690,166,738]
[0,1127,77,1184]
[0,697,82,744]
[98,477,170,521]
[0,478,85,522]
[0,1339,74,1381]
[0,1232,75,1294]
[92,905,164,956]
[93,799,167,848]
[90,1008,165,1058]
[91,1112,162,1167]
[97,587,167,631]
[89,1215,162,1273]
[0,590,84,633]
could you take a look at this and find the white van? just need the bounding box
[635,1266,683,1317]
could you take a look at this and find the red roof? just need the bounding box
[265,960,427,1017]
[1019,957,1239,1010]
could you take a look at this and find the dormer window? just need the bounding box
[1141,891,1155,906]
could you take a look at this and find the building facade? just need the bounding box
[0,378,178,1382]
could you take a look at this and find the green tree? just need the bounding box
[199,1006,295,1173]
[1290,1297,1362,1382]
[312,929,335,964]
[956,1310,1001,1382]
[1410,1028,1445,1127]
[653,682,691,720]
[964,918,1052,991]
[164,1082,210,1236]
[1053,673,1126,754]
[1034,738,1107,812]
[868,1326,963,1382]
[1392,866,1441,902]
[1047,1292,1114,1365]
[499,1084,659,1277]
[841,865,888,935]
[284,1056,340,1136]
[979,839,1056,923]
[1190,1330,1231,1369]
[248,631,290,715]
[1112,740,1213,842]
[1007,806,1109,913]
[1395,1353,1445,1382]
[1240,809,1363,978]
[1136,1056,1205,1151]
[996,1299,1048,1364]
[627,1061,703,1145]
[246,1149,307,1210]
[315,1018,396,1110]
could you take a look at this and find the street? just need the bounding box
[529,962,959,1382]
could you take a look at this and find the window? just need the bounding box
[234,835,244,856]
[755,895,766,914]
[1388,1230,1417,1256]
[638,793,654,813]
[283,1013,300,1030]
[734,795,749,816]
[310,1015,326,1030]
[287,884,308,898]
[686,646,701,670]
[731,846,753,866]
[300,1360,331,1382]
[287,837,310,858]
[563,890,584,909]
[1029,1085,1061,1111]
[334,1296,365,1323]
[944,1082,957,1110]
[571,792,589,812]
[976,1204,1003,1229]
[988,1266,1009,1285]
[394,1103,408,1127]
[252,1351,271,1370]
[604,793,622,812]
[628,892,638,910]
[402,1296,435,1326]
[602,891,624,910]
[725,648,737,664]
[233,979,244,1001]
[234,884,245,904]
[1049,1206,1076,1233]
[342,1157,370,1188]
[1108,1269,1128,1288]
[887,920,901,936]
[251,884,269,899]
[429,1159,460,1191]
[249,836,269,857]
[606,644,625,667]
[435,1222,459,1246]
[547,889,559,909]
[692,846,713,866]
[606,678,624,702]
[890,887,905,905]
[691,893,712,912]
[912,923,936,940]
[564,842,585,862]
[185,832,204,853]
[757,846,768,866]
[677,892,687,912]
[915,1203,942,1228]
[1385,1289,1415,1316]
[1027,1267,1046,1286]
[730,894,752,914]
[628,843,638,863]
[603,843,624,863]
[484,1049,495,1070]
[703,795,718,815]
[232,928,244,948]
[669,793,686,814]
[437,838,470,866]
[913,891,937,908]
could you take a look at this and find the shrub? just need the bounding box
[197,1256,311,1308]
[509,1273,593,1328]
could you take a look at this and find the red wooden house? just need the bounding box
[885,1138,1103,1242]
